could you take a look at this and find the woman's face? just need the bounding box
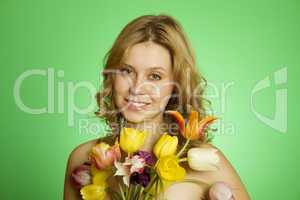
[113,41,174,123]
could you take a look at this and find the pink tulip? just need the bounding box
[71,163,91,189]
[90,140,121,170]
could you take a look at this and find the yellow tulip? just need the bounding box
[156,155,186,181]
[120,127,147,153]
[92,174,108,188]
[153,133,178,158]
[91,164,112,177]
[80,184,106,200]
[91,165,111,187]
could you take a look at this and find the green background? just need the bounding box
[1,0,299,199]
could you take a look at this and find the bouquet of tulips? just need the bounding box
[71,109,218,200]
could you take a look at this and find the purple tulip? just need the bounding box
[130,167,151,187]
[135,151,155,166]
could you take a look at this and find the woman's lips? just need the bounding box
[125,98,151,110]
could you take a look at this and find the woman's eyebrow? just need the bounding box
[123,63,134,69]
[149,66,167,72]
[124,63,166,72]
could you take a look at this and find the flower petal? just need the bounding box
[198,116,218,141]
[165,110,185,134]
[186,110,199,140]
[80,184,106,200]
[187,148,220,171]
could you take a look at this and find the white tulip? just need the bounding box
[187,147,220,171]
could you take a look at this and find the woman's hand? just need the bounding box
[208,182,235,200]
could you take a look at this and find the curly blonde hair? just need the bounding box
[95,14,211,135]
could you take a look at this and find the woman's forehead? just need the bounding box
[123,41,172,72]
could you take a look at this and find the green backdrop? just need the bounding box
[1,0,299,199]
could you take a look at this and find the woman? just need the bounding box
[64,14,251,200]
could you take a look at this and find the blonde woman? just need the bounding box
[64,14,251,200]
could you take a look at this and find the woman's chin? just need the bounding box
[122,110,160,124]
[122,112,147,123]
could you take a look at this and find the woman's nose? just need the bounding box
[129,75,153,95]
[129,76,146,95]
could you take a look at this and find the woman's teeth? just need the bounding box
[131,102,146,107]
[126,98,149,107]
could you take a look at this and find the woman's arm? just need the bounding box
[64,150,81,200]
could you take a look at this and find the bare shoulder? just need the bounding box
[66,135,116,169]
[64,136,111,200]
[188,143,251,199]
[67,138,99,167]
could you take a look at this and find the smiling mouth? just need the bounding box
[125,98,151,108]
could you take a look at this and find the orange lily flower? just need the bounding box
[165,110,217,141]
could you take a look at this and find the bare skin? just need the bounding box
[64,138,251,200]
[64,41,251,199]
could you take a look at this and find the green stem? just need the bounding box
[176,139,190,158]
[126,183,132,200]
[144,174,157,192]
[155,176,159,197]
[138,186,144,199]
[118,183,126,200]
[143,174,158,198]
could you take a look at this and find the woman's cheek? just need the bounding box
[114,76,130,93]
[155,85,174,110]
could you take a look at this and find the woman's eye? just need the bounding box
[120,67,132,75]
[149,73,162,80]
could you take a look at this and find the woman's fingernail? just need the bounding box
[209,182,234,200]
